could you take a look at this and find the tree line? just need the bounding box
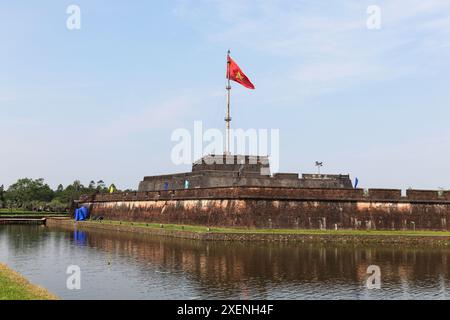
[0,178,130,213]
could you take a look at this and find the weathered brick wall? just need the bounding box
[83,187,450,203]
[80,187,450,231]
[84,187,365,202]
[83,199,450,231]
[368,189,402,200]
[406,189,440,200]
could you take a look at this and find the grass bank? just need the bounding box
[0,264,58,300]
[45,218,450,245]
[88,220,450,237]
[0,208,67,216]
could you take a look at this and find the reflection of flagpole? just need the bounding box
[225,50,232,155]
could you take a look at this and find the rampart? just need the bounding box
[138,155,353,191]
[79,187,450,231]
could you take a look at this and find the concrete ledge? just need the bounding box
[0,218,46,225]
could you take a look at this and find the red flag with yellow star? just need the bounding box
[227,54,255,89]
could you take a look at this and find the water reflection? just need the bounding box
[0,225,449,299]
[73,230,87,247]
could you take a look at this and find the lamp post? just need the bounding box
[315,161,323,175]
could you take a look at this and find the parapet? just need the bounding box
[192,154,270,176]
[367,189,402,200]
[302,174,350,180]
[273,173,299,179]
[445,191,450,200]
[406,189,440,201]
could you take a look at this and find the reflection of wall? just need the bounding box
[79,228,450,292]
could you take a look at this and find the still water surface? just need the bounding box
[0,225,449,300]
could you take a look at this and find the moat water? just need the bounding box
[0,225,449,300]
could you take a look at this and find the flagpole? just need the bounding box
[225,50,232,155]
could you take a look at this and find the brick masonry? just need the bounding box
[79,187,450,231]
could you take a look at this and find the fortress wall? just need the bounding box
[138,172,352,191]
[368,189,402,200]
[82,187,366,202]
[82,187,450,203]
[139,174,203,191]
[83,199,450,231]
[443,191,450,200]
[80,187,450,231]
[273,173,299,179]
[407,190,440,200]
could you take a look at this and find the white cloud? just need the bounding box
[99,96,194,138]
[97,89,221,139]
[421,16,450,33]
[174,0,450,104]
[382,0,450,24]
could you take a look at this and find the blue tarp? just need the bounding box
[74,206,89,221]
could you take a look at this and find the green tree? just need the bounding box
[53,184,64,199]
[55,180,86,204]
[0,184,5,208]
[48,198,67,212]
[5,178,54,208]
[96,180,106,192]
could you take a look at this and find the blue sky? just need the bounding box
[1,0,450,190]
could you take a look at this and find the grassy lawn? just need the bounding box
[0,209,67,216]
[0,264,58,300]
[87,220,450,237]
